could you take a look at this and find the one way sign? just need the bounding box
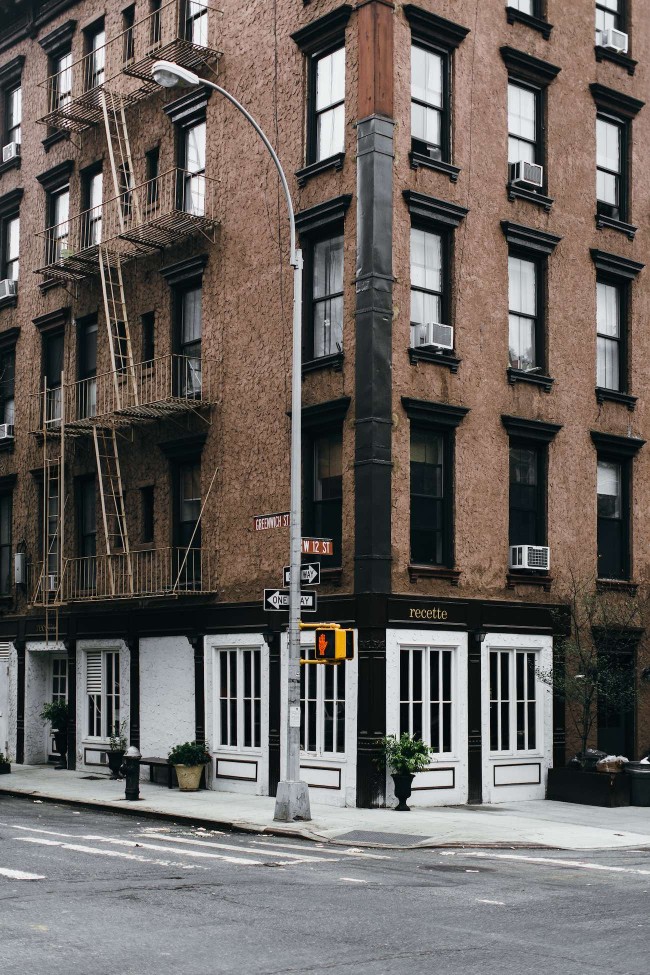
[264,589,317,612]
[283,562,320,587]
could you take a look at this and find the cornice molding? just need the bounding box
[163,85,212,126]
[32,306,70,333]
[36,159,74,191]
[292,4,353,54]
[591,430,645,458]
[590,83,644,119]
[403,190,468,228]
[0,54,24,85]
[402,397,470,429]
[501,415,562,443]
[0,187,23,216]
[403,5,470,51]
[500,46,561,85]
[501,220,561,255]
[38,18,77,55]
[295,194,352,235]
[590,249,644,280]
[302,397,351,430]
[160,254,208,286]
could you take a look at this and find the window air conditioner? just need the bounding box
[0,279,17,300]
[2,141,20,162]
[597,28,628,53]
[46,574,58,593]
[0,423,14,440]
[509,160,544,190]
[509,544,550,572]
[410,322,454,351]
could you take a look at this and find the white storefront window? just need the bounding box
[217,647,261,750]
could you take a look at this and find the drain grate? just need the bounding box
[336,829,431,846]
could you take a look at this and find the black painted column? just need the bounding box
[191,636,205,743]
[467,633,483,803]
[128,638,140,750]
[66,640,77,770]
[268,630,281,797]
[15,639,25,764]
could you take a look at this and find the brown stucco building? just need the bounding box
[0,0,648,807]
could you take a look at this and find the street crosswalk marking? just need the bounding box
[129,833,338,863]
[248,839,391,860]
[0,866,46,881]
[16,837,203,870]
[443,851,650,878]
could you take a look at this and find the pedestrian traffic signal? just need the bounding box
[314,628,354,661]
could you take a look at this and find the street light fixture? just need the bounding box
[151,60,310,822]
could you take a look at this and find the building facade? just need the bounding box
[0,0,648,808]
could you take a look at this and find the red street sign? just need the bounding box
[253,511,290,531]
[301,538,333,556]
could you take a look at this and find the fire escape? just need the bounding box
[30,1,222,606]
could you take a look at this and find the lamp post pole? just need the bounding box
[151,62,310,821]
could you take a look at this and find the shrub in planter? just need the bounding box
[0,752,10,774]
[377,733,433,811]
[40,700,69,770]
[107,720,128,780]
[168,741,211,792]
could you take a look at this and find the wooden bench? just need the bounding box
[140,756,176,789]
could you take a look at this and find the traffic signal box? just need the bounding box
[315,628,354,662]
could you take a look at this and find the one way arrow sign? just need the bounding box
[283,562,321,587]
[264,589,317,612]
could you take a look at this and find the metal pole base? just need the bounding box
[273,780,311,822]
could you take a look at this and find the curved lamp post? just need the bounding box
[152,61,310,822]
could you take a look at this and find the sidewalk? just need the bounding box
[1,764,649,851]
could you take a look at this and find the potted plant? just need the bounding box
[168,740,211,792]
[107,720,128,780]
[0,752,10,774]
[377,732,433,811]
[40,700,69,770]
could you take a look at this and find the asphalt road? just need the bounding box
[0,796,648,975]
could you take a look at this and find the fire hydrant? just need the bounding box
[120,745,141,801]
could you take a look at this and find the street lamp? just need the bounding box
[152,60,310,822]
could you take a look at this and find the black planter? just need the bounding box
[547,766,630,807]
[625,763,650,807]
[53,730,68,771]
[0,762,10,774]
[392,772,415,811]
[107,749,126,780]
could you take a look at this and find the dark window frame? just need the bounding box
[590,84,644,237]
[410,39,451,165]
[595,0,625,33]
[590,248,644,407]
[505,2,552,40]
[144,146,160,208]
[591,430,645,583]
[596,454,629,582]
[0,488,12,595]
[83,18,106,93]
[140,485,154,545]
[301,398,350,574]
[507,77,543,170]
[307,41,346,166]
[508,442,546,547]
[0,55,24,163]
[507,245,545,373]
[596,111,627,222]
[0,187,22,303]
[122,5,136,64]
[141,310,155,363]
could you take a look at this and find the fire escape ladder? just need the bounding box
[100,88,142,226]
[99,248,139,410]
[93,426,133,595]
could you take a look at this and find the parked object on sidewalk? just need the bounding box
[120,746,142,800]
[547,766,631,807]
[596,755,629,773]
[0,752,10,774]
[39,701,69,770]
[625,762,650,806]
[378,733,433,812]
[107,720,128,780]
[168,740,211,792]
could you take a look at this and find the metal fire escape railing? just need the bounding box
[30,2,222,608]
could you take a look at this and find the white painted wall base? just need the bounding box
[139,636,195,776]
[24,642,67,765]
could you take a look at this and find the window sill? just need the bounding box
[596,578,637,595]
[408,346,461,374]
[42,130,70,152]
[505,6,552,39]
[0,294,17,311]
[507,182,554,212]
[39,277,63,293]
[0,438,15,454]
[409,150,461,183]
[320,566,342,586]
[595,213,637,240]
[296,153,345,188]
[595,46,637,76]
[507,368,554,393]
[408,564,461,585]
[596,387,637,411]
[0,155,20,177]
[302,351,344,375]
[506,571,552,592]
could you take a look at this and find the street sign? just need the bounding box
[283,562,320,587]
[301,537,333,556]
[264,589,317,612]
[253,511,290,531]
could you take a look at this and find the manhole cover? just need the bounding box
[80,775,105,781]
[336,830,430,846]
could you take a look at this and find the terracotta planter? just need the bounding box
[174,763,204,792]
[391,772,415,811]
[547,767,630,807]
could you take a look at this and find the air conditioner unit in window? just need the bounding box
[2,141,20,162]
[0,279,17,300]
[410,322,454,351]
[509,160,544,189]
[0,424,14,440]
[597,28,628,53]
[46,574,58,593]
[509,544,550,572]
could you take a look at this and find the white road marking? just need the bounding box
[249,839,391,860]
[340,877,367,883]
[126,833,337,863]
[0,867,46,881]
[42,835,265,866]
[16,837,201,870]
[476,899,505,906]
[461,851,650,878]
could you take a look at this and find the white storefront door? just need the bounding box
[481,633,553,803]
[46,655,68,760]
[386,629,468,806]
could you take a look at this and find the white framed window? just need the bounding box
[86,649,120,739]
[300,650,346,755]
[218,647,262,749]
[489,648,538,754]
[313,46,345,161]
[399,645,454,756]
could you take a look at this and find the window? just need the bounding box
[509,446,544,546]
[86,650,120,740]
[310,233,343,359]
[84,22,106,91]
[48,186,70,264]
[596,0,623,35]
[183,121,206,216]
[118,162,133,218]
[141,485,154,544]
[176,285,202,395]
[490,649,538,753]
[82,169,102,248]
[410,226,444,340]
[150,0,162,46]
[141,311,155,363]
[77,477,96,591]
[300,644,346,754]
[52,50,72,110]
[311,46,345,163]
[508,253,539,371]
[308,432,342,569]
[510,0,535,12]
[2,214,18,281]
[597,458,627,579]
[411,44,446,161]
[597,115,625,220]
[508,81,539,167]
[77,316,97,419]
[596,279,622,391]
[43,330,64,426]
[218,647,262,749]
[145,147,160,208]
[122,6,136,63]
[4,85,20,145]
[44,467,60,583]
[0,347,15,427]
[185,0,208,46]
[400,645,453,755]
[177,460,201,549]
[0,492,11,594]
